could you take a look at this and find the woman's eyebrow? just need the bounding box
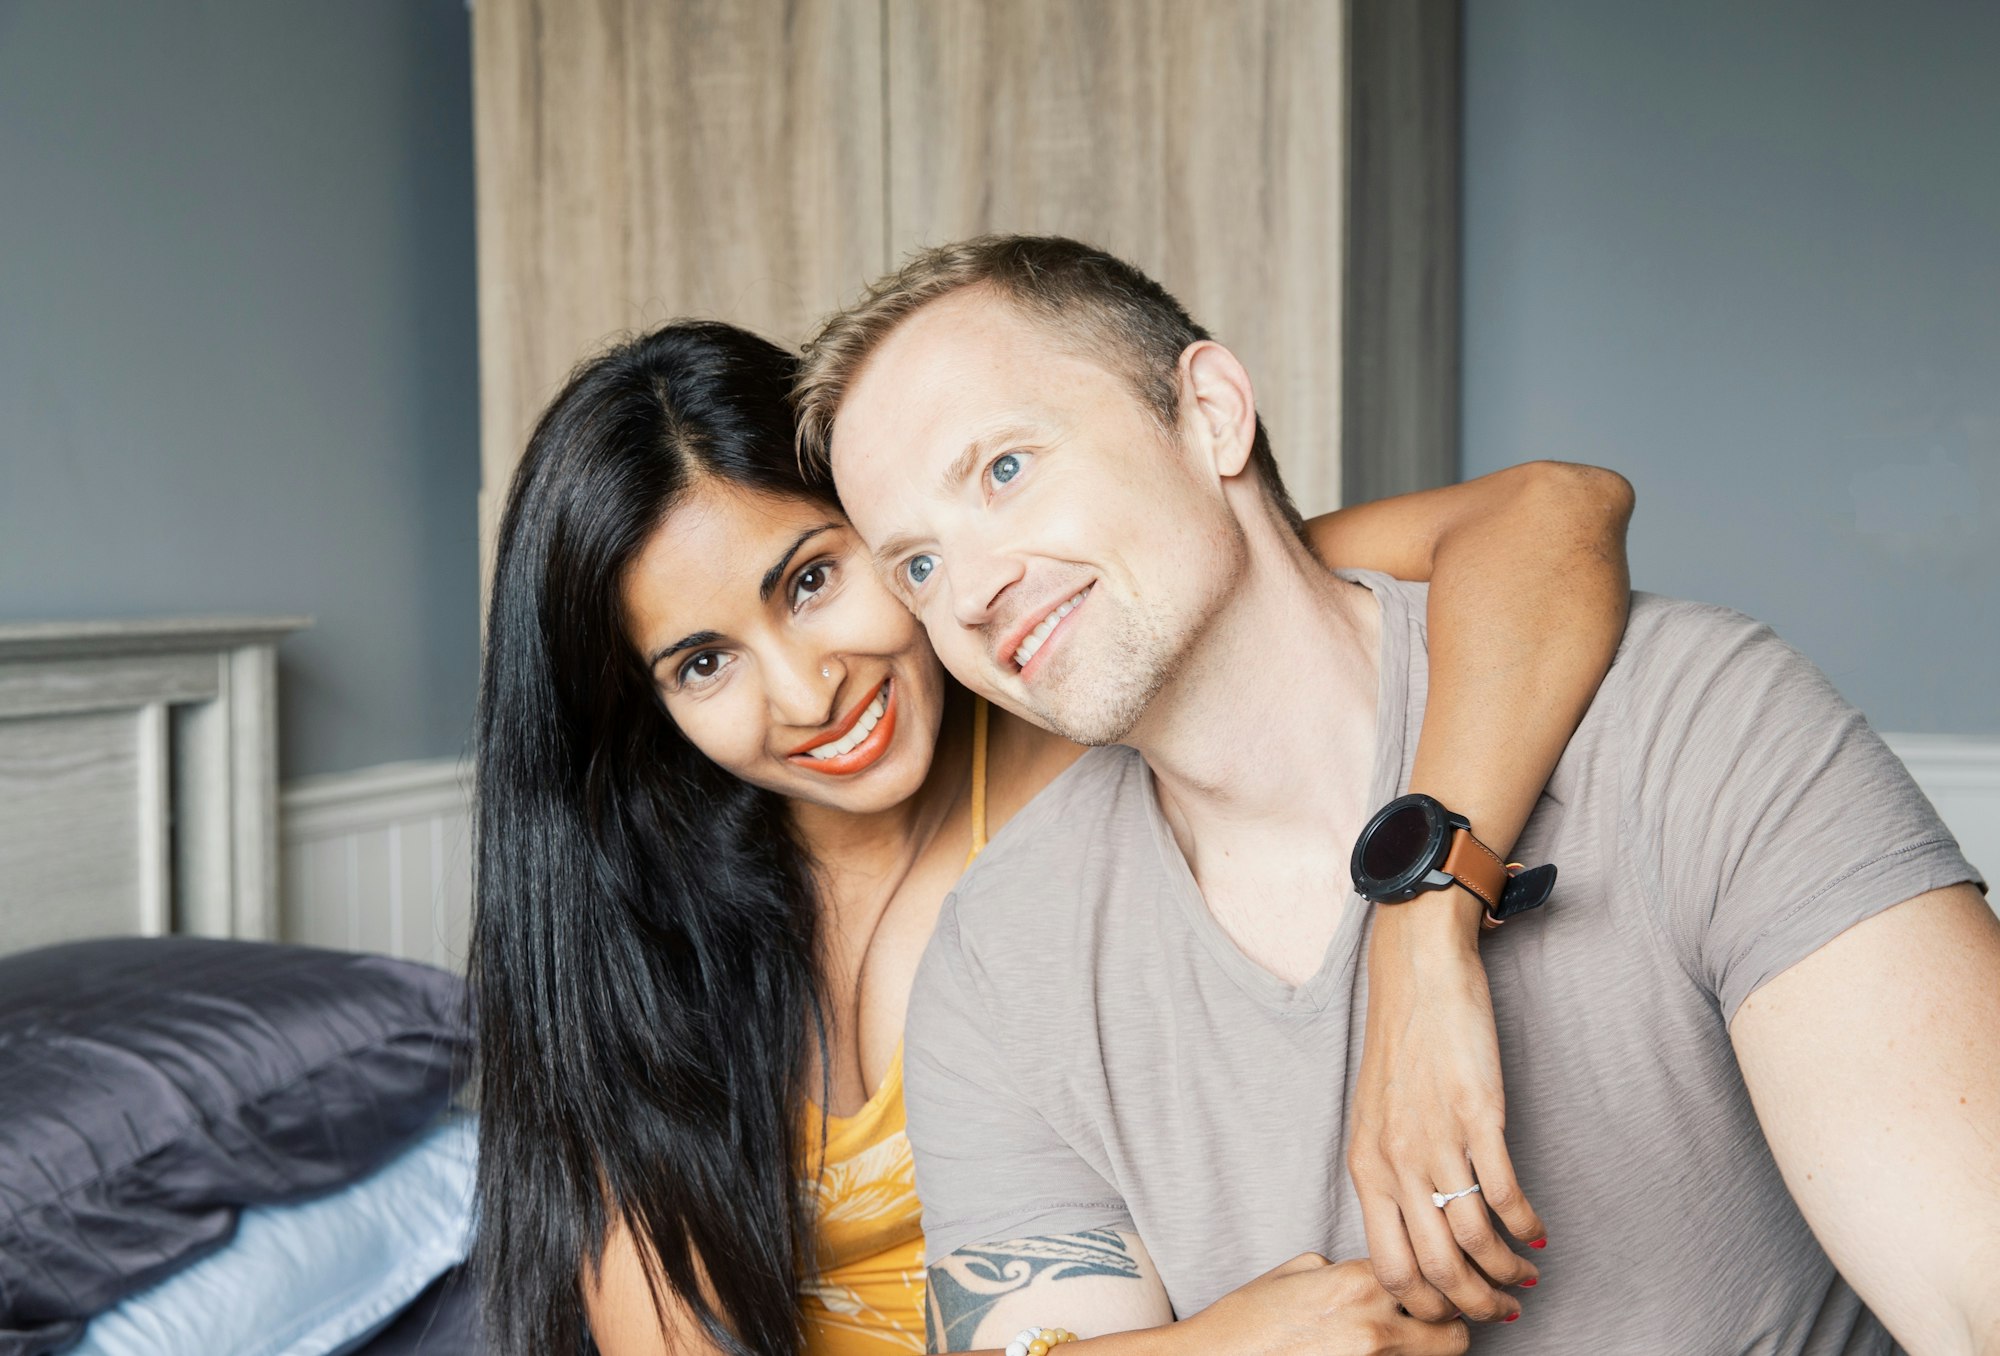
[648,630,722,670]
[759,522,842,602]
[645,523,844,670]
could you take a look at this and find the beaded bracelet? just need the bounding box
[1005,1327,1077,1356]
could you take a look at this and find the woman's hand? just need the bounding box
[1347,899,1544,1324]
[1177,1252,1477,1356]
[1307,460,1629,1321]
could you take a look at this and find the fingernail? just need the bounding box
[1529,1237,1547,1249]
[1504,1312,1520,1323]
[1520,1277,1538,1287]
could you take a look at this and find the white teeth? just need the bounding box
[808,689,887,760]
[1012,590,1087,669]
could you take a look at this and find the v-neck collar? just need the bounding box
[1139,570,1416,1014]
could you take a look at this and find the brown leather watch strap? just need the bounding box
[1440,827,1509,908]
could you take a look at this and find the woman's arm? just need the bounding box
[1304,459,1635,1323]
[1305,459,1634,854]
[929,1230,1477,1355]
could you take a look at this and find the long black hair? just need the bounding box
[470,322,834,1356]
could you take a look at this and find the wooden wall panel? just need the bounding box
[474,0,888,564]
[885,1,1346,516]
[1344,0,1461,501]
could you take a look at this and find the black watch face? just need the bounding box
[1351,795,1448,901]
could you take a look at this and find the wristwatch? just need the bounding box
[1349,793,1557,927]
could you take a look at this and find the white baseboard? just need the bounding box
[273,735,1996,974]
[280,759,472,971]
[1882,733,2000,892]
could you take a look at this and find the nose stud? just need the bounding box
[822,666,831,679]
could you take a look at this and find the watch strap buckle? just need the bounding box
[1480,862,1559,930]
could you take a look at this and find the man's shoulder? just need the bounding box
[957,742,1154,913]
[1602,592,1822,721]
[1378,573,1800,733]
[1383,572,1781,672]
[914,743,1157,1014]
[1621,590,1777,654]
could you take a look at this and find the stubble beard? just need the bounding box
[1027,596,1184,746]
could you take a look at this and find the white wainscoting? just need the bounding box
[275,734,1997,972]
[280,759,472,971]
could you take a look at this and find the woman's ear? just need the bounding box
[1178,340,1259,479]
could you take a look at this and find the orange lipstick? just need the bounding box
[788,679,897,775]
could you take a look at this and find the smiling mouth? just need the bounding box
[1012,588,1090,670]
[787,679,896,774]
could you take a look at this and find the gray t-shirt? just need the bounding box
[904,573,1982,1355]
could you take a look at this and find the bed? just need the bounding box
[0,620,483,1355]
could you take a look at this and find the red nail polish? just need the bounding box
[1529,1237,1547,1249]
[1504,1312,1520,1322]
[1520,1277,1538,1287]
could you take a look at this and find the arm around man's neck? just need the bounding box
[1306,459,1631,1320]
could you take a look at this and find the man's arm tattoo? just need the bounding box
[924,1229,1141,1353]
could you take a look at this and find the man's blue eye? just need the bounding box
[905,555,936,586]
[990,453,1022,486]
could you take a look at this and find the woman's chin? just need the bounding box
[782,744,932,815]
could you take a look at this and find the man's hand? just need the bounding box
[1348,898,1542,1323]
[1182,1254,1472,1356]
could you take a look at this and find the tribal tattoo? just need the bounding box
[925,1229,1141,1353]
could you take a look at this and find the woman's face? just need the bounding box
[621,478,950,815]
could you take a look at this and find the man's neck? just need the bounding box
[1132,519,1384,884]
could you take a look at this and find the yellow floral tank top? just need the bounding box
[797,701,990,1355]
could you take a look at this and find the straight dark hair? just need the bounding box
[470,322,833,1356]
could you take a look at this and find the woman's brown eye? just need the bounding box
[795,564,828,600]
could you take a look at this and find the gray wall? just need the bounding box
[1463,0,1998,735]
[0,0,480,777]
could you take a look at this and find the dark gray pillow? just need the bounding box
[0,937,470,1356]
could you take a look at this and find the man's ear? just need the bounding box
[1178,341,1258,480]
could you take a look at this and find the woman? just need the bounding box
[471,323,1633,1356]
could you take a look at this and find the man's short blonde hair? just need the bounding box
[794,234,1302,533]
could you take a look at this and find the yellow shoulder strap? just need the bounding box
[968,698,991,862]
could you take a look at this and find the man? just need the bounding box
[796,236,1999,1354]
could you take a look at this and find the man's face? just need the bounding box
[828,290,1245,744]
